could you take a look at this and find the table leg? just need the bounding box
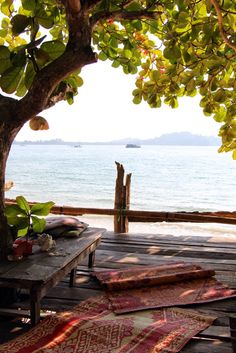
[30,289,41,326]
[69,268,76,287]
[88,251,95,268]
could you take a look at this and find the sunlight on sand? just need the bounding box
[79,215,236,242]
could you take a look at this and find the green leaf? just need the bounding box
[24,62,36,89]
[133,96,142,104]
[177,12,189,28]
[22,0,36,11]
[109,37,118,49]
[213,107,226,122]
[0,65,22,94]
[15,77,28,97]
[214,89,226,103]
[151,70,160,83]
[0,45,11,74]
[11,49,26,67]
[35,8,54,29]
[132,20,142,31]
[16,196,30,214]
[66,91,74,105]
[40,40,65,60]
[203,103,213,116]
[0,29,8,38]
[1,1,13,16]
[124,49,132,59]
[35,48,50,66]
[163,47,172,60]
[172,46,181,60]
[205,0,213,12]
[1,17,10,30]
[66,77,78,91]
[186,78,195,93]
[125,1,143,11]
[8,216,28,229]
[233,150,236,160]
[31,201,54,216]
[127,62,138,74]
[17,227,28,237]
[31,216,46,233]
[76,76,83,87]
[112,60,120,68]
[170,97,179,108]
[5,204,23,219]
[11,14,30,35]
[98,51,107,61]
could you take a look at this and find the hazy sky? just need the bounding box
[16,61,220,142]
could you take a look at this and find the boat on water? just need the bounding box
[125,144,141,148]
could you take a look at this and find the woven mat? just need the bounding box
[0,295,216,353]
[94,262,236,314]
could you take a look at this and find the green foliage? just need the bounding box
[0,0,235,155]
[5,196,54,238]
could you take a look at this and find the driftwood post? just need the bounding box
[114,162,131,233]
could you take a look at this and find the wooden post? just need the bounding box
[114,162,131,233]
[125,173,131,232]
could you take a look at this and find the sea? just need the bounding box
[5,144,236,239]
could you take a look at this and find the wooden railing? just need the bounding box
[5,162,236,233]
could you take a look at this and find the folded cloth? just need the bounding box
[44,216,88,238]
[94,262,215,290]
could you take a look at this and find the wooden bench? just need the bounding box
[0,227,104,325]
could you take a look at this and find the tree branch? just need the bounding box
[210,0,236,51]
[46,82,75,109]
[62,0,81,13]
[18,48,96,123]
[16,0,97,124]
[0,95,18,124]
[84,0,103,12]
[91,9,163,26]
[121,0,138,7]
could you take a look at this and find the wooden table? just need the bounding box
[0,227,103,325]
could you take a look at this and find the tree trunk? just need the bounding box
[0,98,22,260]
[0,149,14,260]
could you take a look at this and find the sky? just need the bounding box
[16,60,221,142]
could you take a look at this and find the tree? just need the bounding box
[0,0,235,258]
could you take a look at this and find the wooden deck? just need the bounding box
[0,229,236,352]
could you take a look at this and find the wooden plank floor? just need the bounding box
[0,229,236,353]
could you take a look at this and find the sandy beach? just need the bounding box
[78,214,236,242]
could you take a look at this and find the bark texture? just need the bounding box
[0,96,22,258]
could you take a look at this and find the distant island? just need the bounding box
[126,143,141,148]
[15,132,220,146]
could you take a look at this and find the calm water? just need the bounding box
[6,144,236,213]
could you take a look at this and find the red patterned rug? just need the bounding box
[0,295,216,353]
[94,263,236,314]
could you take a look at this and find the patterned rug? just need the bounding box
[0,295,216,353]
[94,263,236,314]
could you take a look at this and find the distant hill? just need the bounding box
[15,132,220,146]
[146,132,220,146]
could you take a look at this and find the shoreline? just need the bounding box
[78,214,236,242]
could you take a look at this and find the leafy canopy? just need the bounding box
[0,0,235,155]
